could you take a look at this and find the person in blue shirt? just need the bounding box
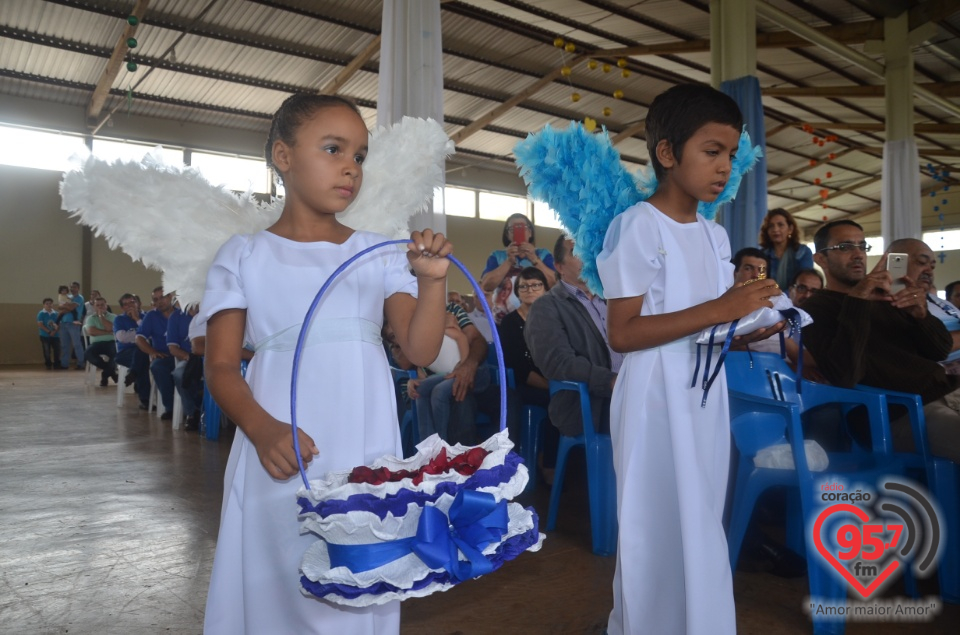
[479,213,556,322]
[57,281,85,369]
[167,303,201,430]
[758,208,814,289]
[114,293,151,408]
[37,298,61,370]
[136,287,176,419]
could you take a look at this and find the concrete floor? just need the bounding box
[0,366,956,634]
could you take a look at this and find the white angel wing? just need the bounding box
[339,116,454,237]
[60,117,454,307]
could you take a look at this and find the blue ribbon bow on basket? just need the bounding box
[291,241,544,607]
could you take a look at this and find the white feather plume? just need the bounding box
[60,117,454,306]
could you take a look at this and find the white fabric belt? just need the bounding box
[254,318,382,353]
[658,334,698,354]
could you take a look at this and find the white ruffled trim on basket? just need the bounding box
[297,430,526,507]
[299,498,544,607]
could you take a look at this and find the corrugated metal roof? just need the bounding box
[1,0,958,229]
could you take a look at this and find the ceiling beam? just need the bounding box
[785,175,883,216]
[765,81,960,98]
[610,121,646,145]
[767,148,858,187]
[756,0,960,120]
[909,0,960,30]
[86,0,149,124]
[319,34,380,95]
[451,57,585,145]
[764,82,960,98]
[597,19,884,59]
[791,122,960,134]
[847,182,947,223]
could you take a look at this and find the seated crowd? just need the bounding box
[42,212,960,556]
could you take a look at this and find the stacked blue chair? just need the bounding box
[397,369,420,458]
[725,352,905,635]
[519,402,548,493]
[204,359,247,440]
[856,384,959,603]
[546,380,617,556]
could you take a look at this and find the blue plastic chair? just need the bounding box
[725,352,905,635]
[855,384,959,603]
[397,369,420,458]
[519,402,548,493]
[546,380,617,556]
[204,359,247,440]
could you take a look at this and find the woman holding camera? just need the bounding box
[479,213,556,322]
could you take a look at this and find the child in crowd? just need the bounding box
[37,298,60,369]
[597,84,782,634]
[55,285,70,324]
[200,94,451,634]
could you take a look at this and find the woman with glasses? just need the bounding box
[758,208,814,288]
[497,267,557,480]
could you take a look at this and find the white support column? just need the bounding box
[882,12,921,243]
[377,0,446,234]
[715,0,757,81]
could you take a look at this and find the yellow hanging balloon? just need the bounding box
[602,107,612,117]
[613,89,624,99]
[617,58,628,68]
[602,63,611,73]
[621,69,631,78]
[565,42,576,53]
[584,117,597,132]
[554,37,565,48]
[571,92,581,102]
[560,66,572,77]
[587,59,598,70]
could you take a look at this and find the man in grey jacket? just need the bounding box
[525,235,622,437]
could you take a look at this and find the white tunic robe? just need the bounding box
[200,230,414,635]
[597,202,737,635]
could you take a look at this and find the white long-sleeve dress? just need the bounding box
[596,202,737,635]
[200,230,414,634]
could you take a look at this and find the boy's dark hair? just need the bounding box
[813,219,863,253]
[58,285,69,294]
[514,266,550,298]
[71,281,80,287]
[553,234,571,265]
[645,84,743,180]
[731,247,768,272]
[789,268,824,288]
[265,94,363,178]
[153,286,165,294]
[43,297,53,304]
[946,280,960,298]
[501,213,535,247]
[118,292,136,306]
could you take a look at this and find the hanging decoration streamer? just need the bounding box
[928,163,951,263]
[553,36,632,127]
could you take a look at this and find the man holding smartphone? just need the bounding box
[800,220,960,463]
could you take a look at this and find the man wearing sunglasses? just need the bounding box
[801,220,959,463]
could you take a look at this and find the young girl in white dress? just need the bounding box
[596,84,783,635]
[200,94,452,634]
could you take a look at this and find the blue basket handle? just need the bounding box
[290,239,508,489]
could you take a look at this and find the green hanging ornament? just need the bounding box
[127,15,139,26]
[127,37,138,48]
[126,61,138,72]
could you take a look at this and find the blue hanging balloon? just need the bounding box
[939,213,945,221]
[935,206,940,212]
